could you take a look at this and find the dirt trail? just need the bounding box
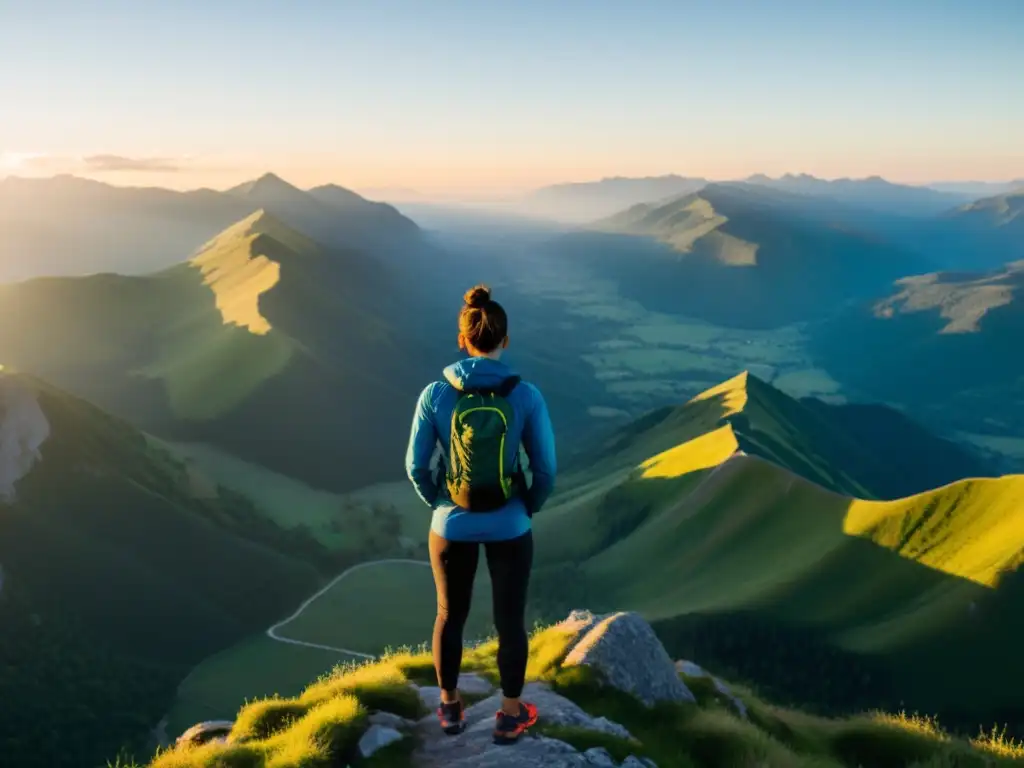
[265,558,431,658]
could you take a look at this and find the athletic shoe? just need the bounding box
[437,699,466,735]
[492,701,539,745]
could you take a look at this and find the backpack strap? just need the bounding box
[461,375,521,398]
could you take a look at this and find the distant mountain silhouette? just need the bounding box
[523,174,709,222]
[228,173,422,255]
[0,175,253,281]
[925,179,1024,197]
[743,172,974,216]
[0,173,425,282]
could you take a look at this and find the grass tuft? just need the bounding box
[230,697,309,743]
[972,725,1024,760]
[151,623,1024,768]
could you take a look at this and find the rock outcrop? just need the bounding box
[173,610,708,767]
[0,375,50,503]
[562,611,696,706]
[409,609,693,767]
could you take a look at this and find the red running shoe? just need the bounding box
[492,701,539,745]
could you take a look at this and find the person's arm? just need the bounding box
[521,384,557,516]
[405,383,440,507]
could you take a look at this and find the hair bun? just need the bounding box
[463,284,492,309]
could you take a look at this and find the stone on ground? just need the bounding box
[358,723,404,758]
[413,682,647,768]
[175,720,233,748]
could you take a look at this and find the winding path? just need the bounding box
[266,558,431,659]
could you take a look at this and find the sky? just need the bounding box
[1,0,1022,195]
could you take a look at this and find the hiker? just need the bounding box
[405,284,557,745]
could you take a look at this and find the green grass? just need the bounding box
[161,442,427,551]
[166,634,363,738]
[0,373,322,768]
[276,561,493,654]
[152,621,1024,768]
[532,372,1024,731]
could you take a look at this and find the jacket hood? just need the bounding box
[442,357,519,391]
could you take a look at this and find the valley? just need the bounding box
[1,171,1022,768]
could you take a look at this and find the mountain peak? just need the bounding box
[227,172,306,199]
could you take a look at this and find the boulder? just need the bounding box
[562,612,696,706]
[175,720,234,748]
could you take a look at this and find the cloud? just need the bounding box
[82,154,182,172]
[0,152,67,171]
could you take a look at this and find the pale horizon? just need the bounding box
[3,1,1022,195]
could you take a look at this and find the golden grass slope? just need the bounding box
[538,372,1024,648]
[189,209,324,336]
[844,475,1024,588]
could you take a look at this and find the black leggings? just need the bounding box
[429,530,533,699]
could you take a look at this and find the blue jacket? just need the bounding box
[405,356,557,541]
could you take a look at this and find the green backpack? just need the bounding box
[446,376,522,511]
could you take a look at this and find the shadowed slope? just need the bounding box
[0,371,321,768]
[0,211,430,491]
[533,373,1022,729]
[553,183,930,328]
[810,260,1024,454]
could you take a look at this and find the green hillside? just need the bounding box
[0,210,431,492]
[531,373,1024,734]
[551,182,930,328]
[809,261,1024,466]
[0,371,324,768]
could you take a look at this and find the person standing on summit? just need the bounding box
[405,284,557,746]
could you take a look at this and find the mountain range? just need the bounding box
[533,372,1022,731]
[521,171,1023,223]
[2,169,1023,767]
[548,182,930,328]
[0,172,427,283]
[0,209,433,492]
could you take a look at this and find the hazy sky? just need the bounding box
[1,0,1022,194]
